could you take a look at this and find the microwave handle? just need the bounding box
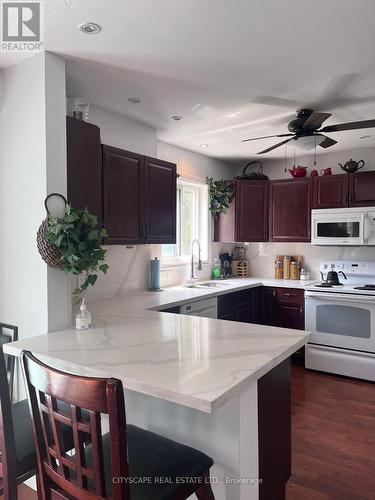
[364,213,371,244]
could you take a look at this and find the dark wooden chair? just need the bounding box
[0,344,88,500]
[0,323,18,402]
[22,350,216,500]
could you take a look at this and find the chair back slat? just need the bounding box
[22,351,130,500]
[89,411,106,497]
[71,405,87,489]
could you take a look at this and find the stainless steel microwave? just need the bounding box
[311,207,375,245]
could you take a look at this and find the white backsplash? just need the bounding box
[86,242,235,300]
[245,242,375,280]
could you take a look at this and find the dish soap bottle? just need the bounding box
[211,258,221,279]
[76,298,91,330]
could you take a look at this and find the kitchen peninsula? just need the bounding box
[5,279,310,500]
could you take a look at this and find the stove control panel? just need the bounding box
[320,261,372,275]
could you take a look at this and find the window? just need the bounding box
[161,178,209,262]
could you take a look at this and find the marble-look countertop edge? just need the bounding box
[4,276,313,414]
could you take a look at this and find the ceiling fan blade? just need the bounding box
[257,138,292,154]
[320,119,375,133]
[242,133,294,143]
[319,135,338,149]
[252,95,302,108]
[302,112,332,130]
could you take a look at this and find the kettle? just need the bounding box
[320,270,347,285]
[288,165,307,178]
[339,159,365,174]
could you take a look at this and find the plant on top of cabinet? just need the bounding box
[206,177,234,217]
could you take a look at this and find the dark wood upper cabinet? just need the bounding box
[312,174,349,209]
[66,117,102,221]
[144,157,176,244]
[269,178,311,242]
[102,146,177,245]
[215,180,268,242]
[102,145,144,245]
[349,170,375,207]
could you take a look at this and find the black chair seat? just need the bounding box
[86,424,214,500]
[12,399,88,477]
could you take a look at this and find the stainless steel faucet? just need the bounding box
[190,239,202,283]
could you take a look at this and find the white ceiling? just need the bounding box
[3,0,375,160]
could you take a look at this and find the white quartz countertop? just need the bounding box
[5,277,311,413]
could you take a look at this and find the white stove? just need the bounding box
[305,261,375,381]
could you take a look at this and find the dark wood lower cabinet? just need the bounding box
[260,287,304,330]
[258,357,291,500]
[217,288,259,323]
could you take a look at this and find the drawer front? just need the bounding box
[275,288,304,304]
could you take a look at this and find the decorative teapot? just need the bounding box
[320,167,332,176]
[288,165,307,178]
[339,159,365,173]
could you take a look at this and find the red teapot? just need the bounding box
[320,167,332,176]
[289,165,307,178]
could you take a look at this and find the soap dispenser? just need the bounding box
[75,298,92,330]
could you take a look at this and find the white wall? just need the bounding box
[45,53,71,332]
[88,105,157,157]
[0,53,70,398]
[0,54,49,345]
[257,146,375,180]
[158,141,236,181]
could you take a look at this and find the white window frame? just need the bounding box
[161,178,209,267]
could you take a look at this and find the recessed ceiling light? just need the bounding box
[200,144,208,147]
[128,97,141,104]
[171,115,184,121]
[79,22,102,34]
[360,134,371,139]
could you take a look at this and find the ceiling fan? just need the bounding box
[242,109,375,154]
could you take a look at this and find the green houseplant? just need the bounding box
[206,177,234,217]
[43,205,108,302]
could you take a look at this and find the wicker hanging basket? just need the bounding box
[234,161,269,180]
[36,193,67,269]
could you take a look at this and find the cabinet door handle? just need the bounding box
[284,292,296,297]
[140,224,145,240]
[146,224,151,240]
[273,289,276,297]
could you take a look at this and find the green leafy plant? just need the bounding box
[44,205,108,302]
[205,177,234,217]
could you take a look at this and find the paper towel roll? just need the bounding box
[149,257,160,290]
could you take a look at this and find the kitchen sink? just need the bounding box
[183,281,231,289]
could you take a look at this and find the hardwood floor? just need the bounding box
[4,366,375,500]
[0,485,37,500]
[287,366,375,500]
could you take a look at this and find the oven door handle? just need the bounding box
[305,291,375,302]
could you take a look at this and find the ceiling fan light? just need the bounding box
[293,134,325,150]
